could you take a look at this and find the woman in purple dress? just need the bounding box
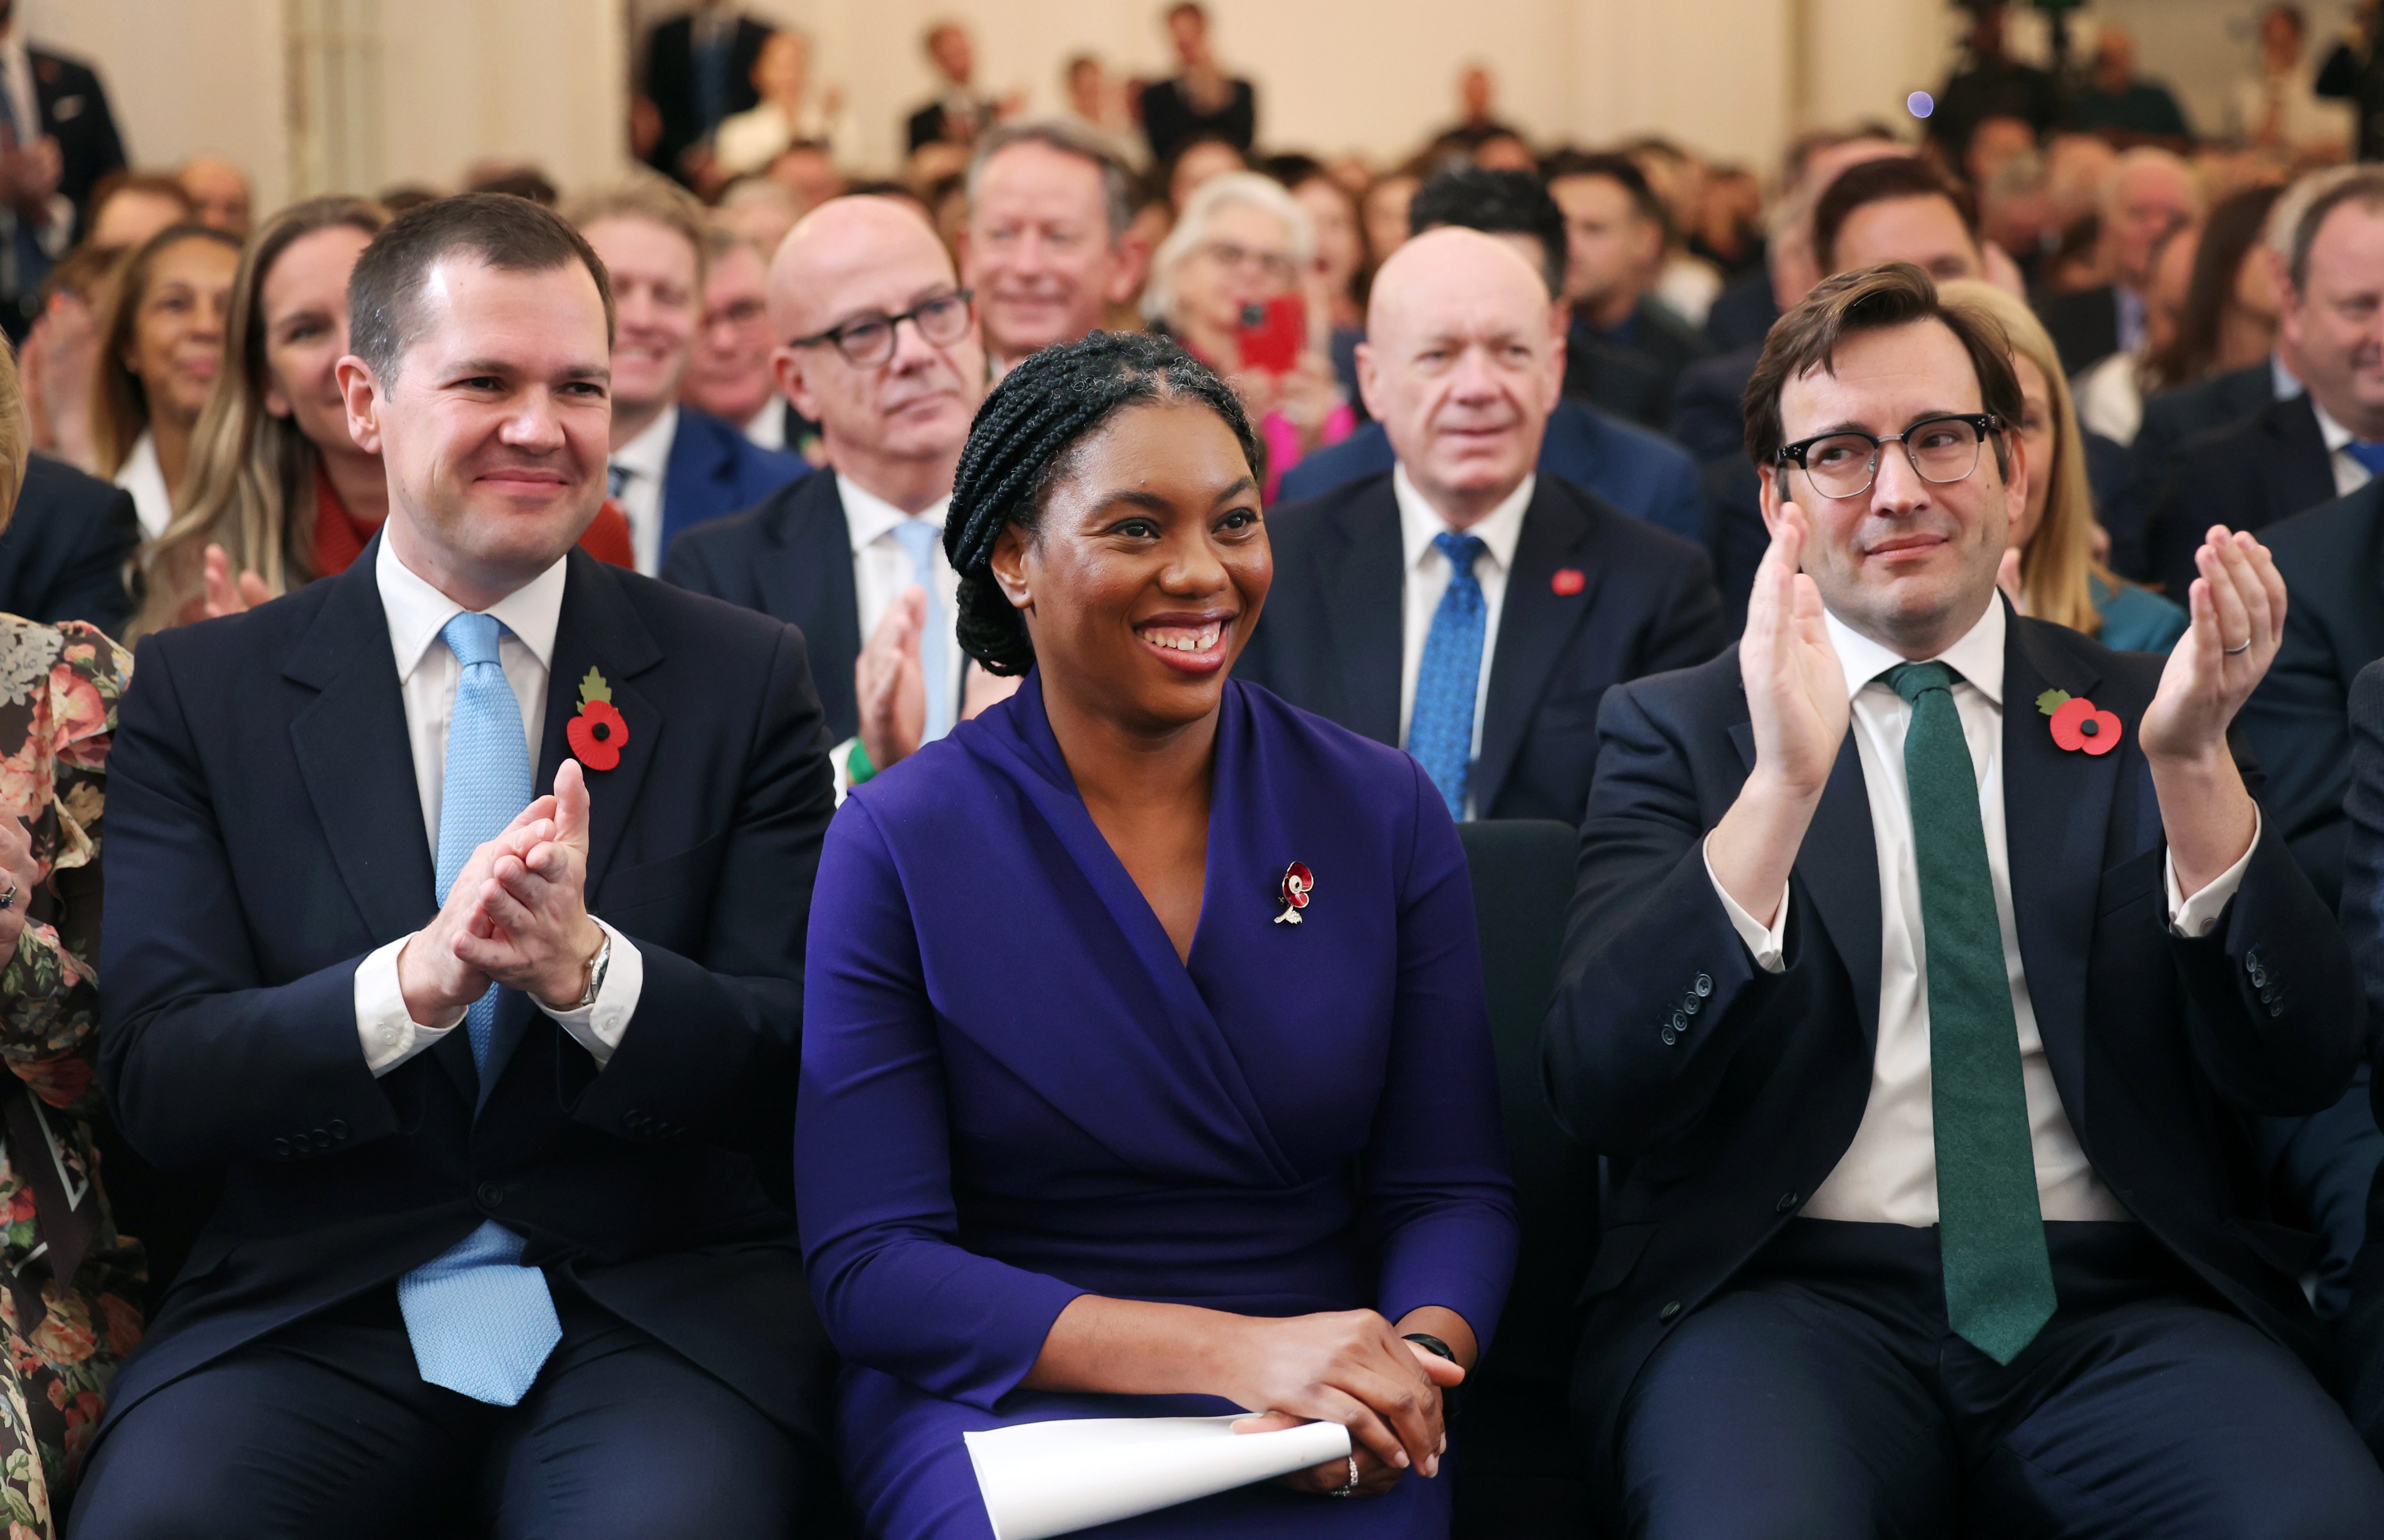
[796,332,1516,1538]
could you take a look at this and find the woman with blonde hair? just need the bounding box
[90,222,242,545]
[0,332,147,1536]
[1942,278,2187,653]
[132,197,635,636]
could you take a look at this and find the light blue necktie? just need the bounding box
[890,519,954,743]
[395,612,561,1407]
[1407,531,1489,822]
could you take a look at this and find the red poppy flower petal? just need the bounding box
[567,712,623,771]
[2081,709,2123,755]
[2049,696,2093,752]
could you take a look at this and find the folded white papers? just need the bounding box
[966,1413,1353,1540]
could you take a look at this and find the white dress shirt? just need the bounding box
[113,431,172,541]
[1705,598,2256,1225]
[842,472,963,714]
[608,404,679,576]
[2311,399,2376,500]
[743,399,787,453]
[1393,467,1533,806]
[350,536,644,1074]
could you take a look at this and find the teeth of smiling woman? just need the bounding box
[1150,626,1221,652]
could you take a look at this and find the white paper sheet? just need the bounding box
[966,1413,1354,1540]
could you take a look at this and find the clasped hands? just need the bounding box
[1222,1310,1466,1500]
[397,759,604,1026]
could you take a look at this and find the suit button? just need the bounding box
[1776,1191,1800,1213]
[1661,1027,1679,1046]
[1693,974,1713,997]
[476,1182,505,1209]
[329,1120,349,1141]
[1670,1012,1688,1032]
[271,1137,290,1158]
[1681,996,1700,1016]
[1658,1301,1682,1322]
[2268,1001,2286,1019]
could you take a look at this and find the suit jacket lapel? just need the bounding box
[282,544,471,1102]
[470,553,667,1103]
[2000,612,2116,1115]
[754,474,861,737]
[2272,394,2336,522]
[1732,713,1884,1045]
[1318,485,1403,746]
[1477,484,1602,815]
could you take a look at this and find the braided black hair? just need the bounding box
[945,331,1264,676]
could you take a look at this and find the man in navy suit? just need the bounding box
[74,193,836,1537]
[569,179,805,576]
[640,0,772,187]
[666,195,992,787]
[1239,228,1727,827]
[1545,261,2383,1534]
[1278,169,1708,548]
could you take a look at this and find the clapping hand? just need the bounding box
[453,759,604,1011]
[202,544,274,619]
[857,585,927,772]
[1739,504,1849,800]
[2140,526,2285,766]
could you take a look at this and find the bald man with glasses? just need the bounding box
[665,194,1005,789]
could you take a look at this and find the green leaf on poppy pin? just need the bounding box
[2035,689,2071,717]
[578,667,613,711]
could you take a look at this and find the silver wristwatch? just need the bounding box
[569,930,612,1010]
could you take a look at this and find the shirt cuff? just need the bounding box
[2166,807,2262,940]
[354,935,465,1077]
[537,918,643,1067]
[1704,835,1789,974]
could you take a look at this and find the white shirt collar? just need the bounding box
[838,471,952,554]
[612,403,679,483]
[1392,464,1534,574]
[2312,396,2362,454]
[1825,591,2005,709]
[2272,352,2304,402]
[376,530,568,682]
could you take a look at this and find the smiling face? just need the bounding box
[339,256,609,598]
[1760,317,2025,657]
[1169,198,1295,340]
[965,140,1129,363]
[580,215,700,437]
[992,398,1266,733]
[2282,198,2384,440]
[683,240,776,424]
[1358,227,1562,521]
[261,223,376,458]
[127,234,239,430]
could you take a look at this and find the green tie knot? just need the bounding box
[1885,660,1959,705]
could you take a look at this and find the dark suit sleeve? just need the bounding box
[570,623,834,1146]
[2237,588,2353,909]
[1541,678,1791,1154]
[2334,662,2384,1029]
[99,638,404,1169]
[2318,42,2362,102]
[34,481,137,637]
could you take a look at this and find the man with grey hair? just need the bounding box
[960,120,1143,377]
[2037,146,2204,375]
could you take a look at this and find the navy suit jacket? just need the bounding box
[2145,392,2336,598]
[1544,609,2361,1491]
[2037,283,2124,375]
[2238,482,2384,911]
[1701,268,1780,355]
[1275,399,1707,548]
[31,48,126,232]
[96,542,838,1445]
[0,453,136,636]
[659,407,807,560]
[663,470,865,744]
[1236,471,1730,825]
[2112,364,2280,581]
[641,13,772,182]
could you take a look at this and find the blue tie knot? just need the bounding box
[2347,441,2384,478]
[1885,659,1958,705]
[1433,532,1488,606]
[441,611,505,671]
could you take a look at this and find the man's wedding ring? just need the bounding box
[0,885,21,912]
[2223,638,2252,655]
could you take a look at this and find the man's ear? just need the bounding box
[1757,462,1787,538]
[774,345,820,425]
[336,356,382,455]
[1353,339,1385,423]
[1105,236,1149,307]
[1998,422,2030,534]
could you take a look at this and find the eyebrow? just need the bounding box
[1090,476,1259,516]
[446,358,611,384]
[1801,408,1973,438]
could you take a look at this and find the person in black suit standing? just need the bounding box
[0,0,125,338]
[72,193,837,1538]
[665,196,992,790]
[1137,3,1256,167]
[641,0,774,188]
[2145,168,2384,599]
[1236,227,1727,826]
[903,20,1000,155]
[1545,261,2384,1534]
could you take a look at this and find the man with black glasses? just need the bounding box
[665,195,991,786]
[1544,261,2384,1535]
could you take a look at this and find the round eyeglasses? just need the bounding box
[1774,413,2003,501]
[789,289,975,368]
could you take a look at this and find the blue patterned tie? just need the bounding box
[395,612,561,1406]
[890,520,954,742]
[2344,441,2384,481]
[606,462,630,499]
[1408,531,1489,822]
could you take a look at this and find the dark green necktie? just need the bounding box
[1885,661,2057,1365]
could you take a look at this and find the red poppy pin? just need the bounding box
[1551,567,1587,597]
[2037,689,2120,756]
[1274,862,1315,925]
[567,666,630,771]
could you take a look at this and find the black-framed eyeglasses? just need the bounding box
[789,289,974,368]
[1775,413,2002,501]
